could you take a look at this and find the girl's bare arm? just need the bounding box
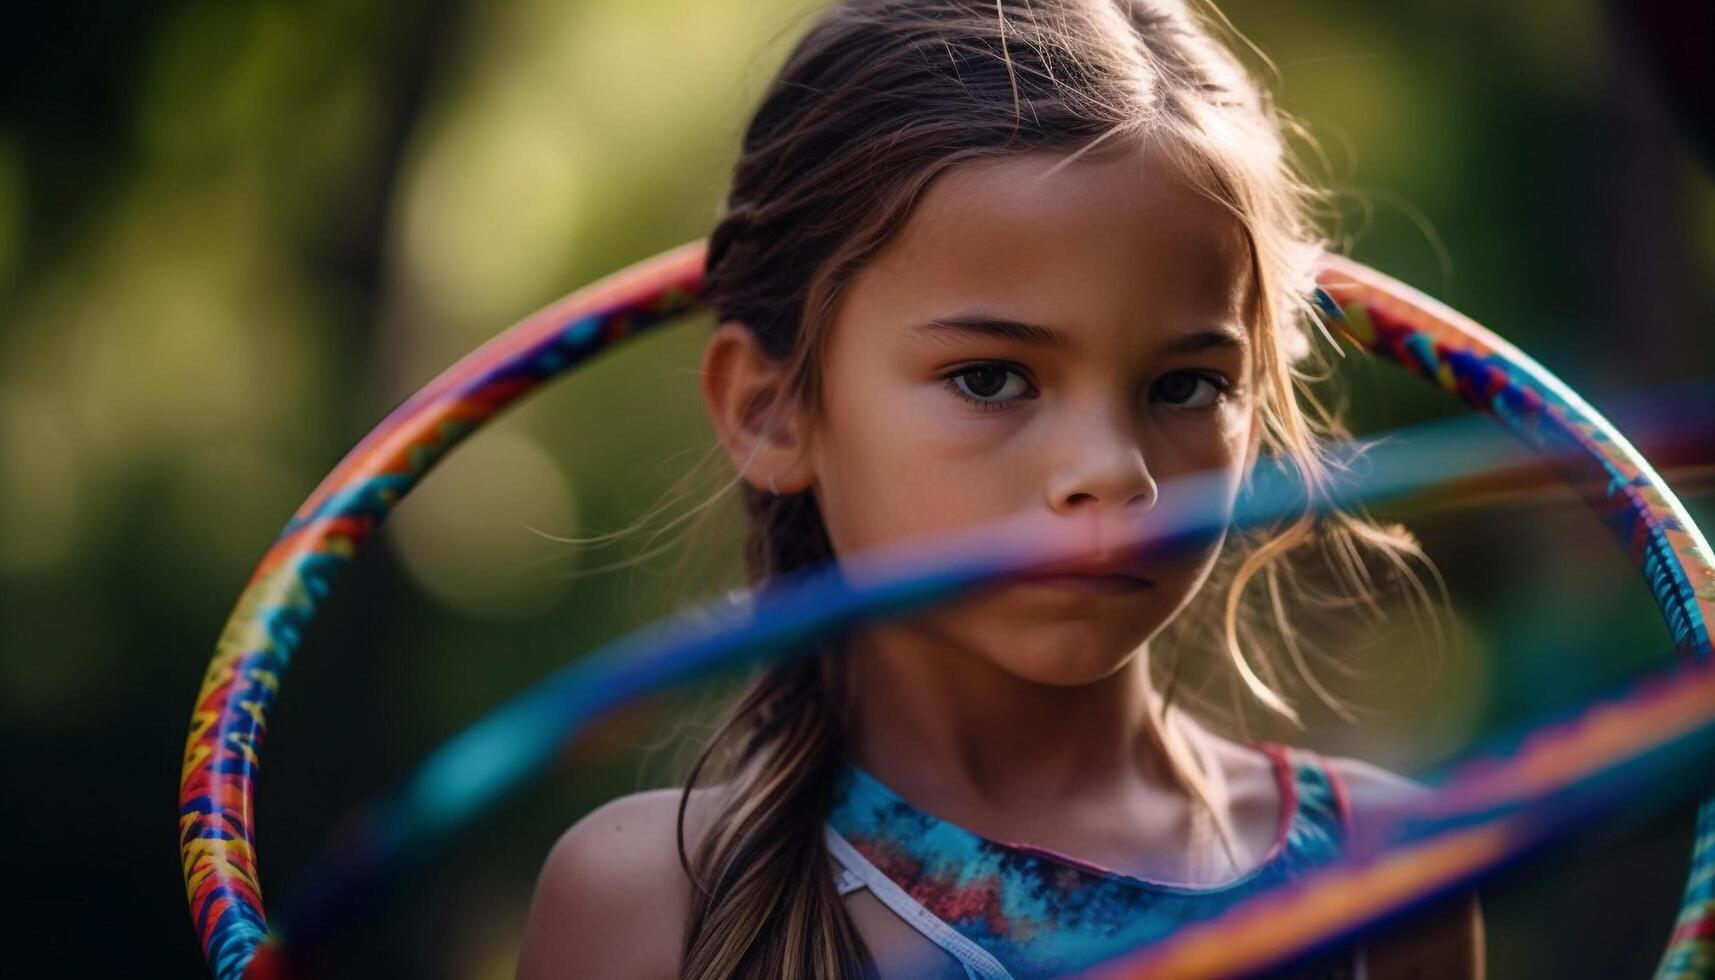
[1330,756,1487,980]
[516,790,692,980]
[1363,891,1486,980]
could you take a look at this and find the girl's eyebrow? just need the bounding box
[909,312,1248,355]
[1165,325,1249,355]
[910,313,1072,350]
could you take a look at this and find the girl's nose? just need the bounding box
[1044,412,1159,515]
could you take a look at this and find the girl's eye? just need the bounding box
[1152,371,1230,409]
[943,362,1034,410]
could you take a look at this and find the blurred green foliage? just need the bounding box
[1,0,1710,976]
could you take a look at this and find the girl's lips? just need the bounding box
[1020,573,1154,593]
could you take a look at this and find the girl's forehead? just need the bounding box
[846,144,1255,351]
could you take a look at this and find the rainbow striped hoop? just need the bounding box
[179,241,1715,978]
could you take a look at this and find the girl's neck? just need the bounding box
[845,622,1187,811]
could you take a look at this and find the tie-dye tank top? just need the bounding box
[824,742,1361,979]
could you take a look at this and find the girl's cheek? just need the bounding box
[1212,392,1257,449]
[911,398,1031,455]
[1164,406,1250,465]
[1223,403,1254,454]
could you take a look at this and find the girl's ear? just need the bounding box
[699,321,814,495]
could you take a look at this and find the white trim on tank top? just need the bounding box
[824,824,1015,980]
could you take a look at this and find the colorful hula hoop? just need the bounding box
[179,241,1715,978]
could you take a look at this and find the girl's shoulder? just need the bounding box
[1319,753,1427,830]
[1195,730,1425,840]
[517,784,728,980]
[1311,755,1487,977]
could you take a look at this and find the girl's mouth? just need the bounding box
[1019,572,1154,593]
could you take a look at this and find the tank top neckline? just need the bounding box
[839,739,1300,896]
[827,745,1357,978]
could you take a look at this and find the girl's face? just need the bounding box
[805,143,1260,686]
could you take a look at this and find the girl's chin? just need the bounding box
[980,638,1146,687]
[989,656,1137,688]
[911,595,1163,683]
[994,602,1163,653]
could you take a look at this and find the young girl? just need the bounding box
[519,0,1484,976]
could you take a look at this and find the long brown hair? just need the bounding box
[617,1,1447,976]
